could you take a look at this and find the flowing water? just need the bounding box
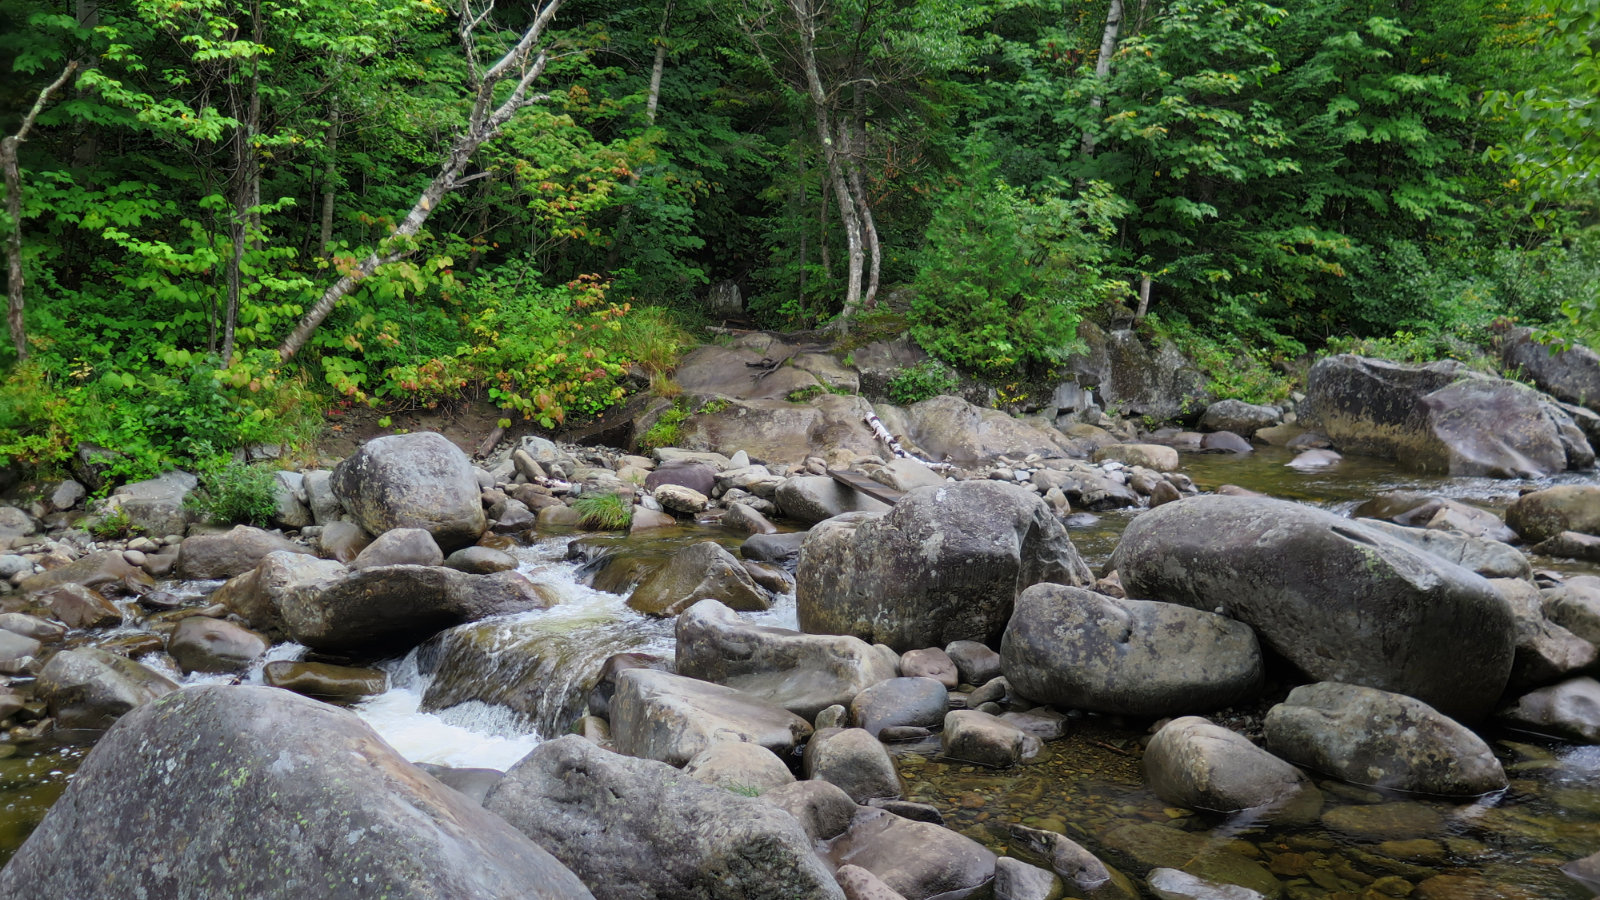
[3,446,1600,897]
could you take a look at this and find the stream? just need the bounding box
[3,446,1599,897]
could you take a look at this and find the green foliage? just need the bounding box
[784,383,850,403]
[886,360,960,406]
[186,460,281,527]
[696,398,730,415]
[572,491,632,531]
[87,506,138,541]
[640,402,689,451]
[1152,318,1297,406]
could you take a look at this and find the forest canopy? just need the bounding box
[0,0,1596,480]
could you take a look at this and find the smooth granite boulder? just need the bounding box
[609,668,814,767]
[331,432,488,551]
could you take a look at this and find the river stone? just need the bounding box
[1264,682,1507,797]
[946,640,1003,685]
[682,740,796,794]
[1007,824,1136,900]
[865,458,948,493]
[108,470,197,537]
[1200,400,1280,437]
[900,648,958,688]
[628,541,770,616]
[1491,576,1598,689]
[443,545,518,573]
[609,668,813,767]
[828,807,997,900]
[675,599,898,719]
[19,550,143,594]
[484,734,841,900]
[1302,354,1591,477]
[41,582,122,629]
[1499,676,1600,742]
[301,469,342,524]
[1353,517,1531,579]
[213,550,347,634]
[271,470,312,529]
[837,865,911,900]
[1147,868,1266,900]
[1546,576,1600,643]
[894,394,1081,466]
[943,710,1041,768]
[1099,823,1279,898]
[350,527,444,569]
[1506,485,1600,543]
[1532,530,1600,561]
[0,685,594,900]
[331,431,487,552]
[805,727,901,801]
[993,858,1066,900]
[177,525,311,580]
[1112,495,1515,722]
[0,630,41,664]
[0,613,66,643]
[0,505,35,543]
[850,677,950,738]
[1032,461,1141,511]
[1499,326,1600,409]
[1001,584,1261,717]
[280,565,554,651]
[1093,443,1180,471]
[776,475,892,525]
[1319,802,1444,841]
[759,779,859,842]
[167,616,269,674]
[1199,431,1253,453]
[316,520,372,564]
[1144,717,1318,816]
[1287,449,1341,469]
[798,481,1093,651]
[743,531,808,566]
[645,461,717,496]
[653,483,710,515]
[263,660,388,699]
[48,478,86,512]
[34,646,177,730]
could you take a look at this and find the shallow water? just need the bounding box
[3,445,1600,895]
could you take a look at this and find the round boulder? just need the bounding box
[1506,485,1600,544]
[849,677,949,739]
[1199,399,1280,438]
[331,432,488,552]
[804,727,901,802]
[1144,717,1318,816]
[167,616,269,674]
[350,527,444,569]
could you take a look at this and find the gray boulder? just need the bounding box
[759,779,859,842]
[849,677,950,739]
[628,541,770,616]
[609,668,814,767]
[1199,400,1279,438]
[1147,868,1266,900]
[1144,717,1318,816]
[946,640,1003,685]
[827,807,997,900]
[1059,323,1209,424]
[1499,676,1600,742]
[271,470,312,529]
[41,583,122,629]
[798,481,1093,651]
[20,550,144,595]
[776,475,891,526]
[177,525,311,580]
[302,469,342,524]
[350,527,444,569]
[1506,485,1600,543]
[0,686,593,900]
[894,395,1081,466]
[804,727,901,802]
[1006,824,1135,900]
[900,648,957,688]
[1499,327,1600,409]
[645,461,717,496]
[484,734,842,900]
[1264,682,1507,797]
[280,565,554,651]
[1491,576,1598,690]
[1302,354,1592,477]
[667,392,884,466]
[213,550,347,633]
[316,520,372,563]
[1354,517,1531,579]
[942,710,1042,768]
[1113,495,1516,722]
[675,599,898,719]
[35,647,177,730]
[331,432,487,551]
[107,470,196,537]
[1001,584,1261,718]
[167,616,269,674]
[443,545,518,574]
[681,741,796,794]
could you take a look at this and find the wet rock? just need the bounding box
[776,475,892,525]
[1100,823,1279,898]
[1002,709,1070,742]
[35,647,177,730]
[40,583,122,629]
[0,685,593,900]
[1031,462,1140,511]
[1093,443,1180,471]
[1354,517,1531,579]
[1007,824,1135,900]
[262,660,387,699]
[106,470,196,537]
[1264,682,1507,796]
[827,807,997,900]
[167,616,269,674]
[415,764,504,807]
[863,458,947,493]
[943,710,1041,768]
[676,599,898,719]
[1287,449,1341,469]
[1147,868,1266,900]
[1199,432,1253,453]
[645,461,717,497]
[798,481,1093,651]
[628,541,770,617]
[19,550,143,595]
[837,865,910,900]
[281,565,554,651]
[0,630,41,665]
[1320,802,1444,841]
[316,520,372,564]
[1302,354,1591,477]
[1499,676,1600,742]
[1144,717,1318,816]
[743,531,808,566]
[485,734,840,900]
[1001,584,1261,717]
[213,550,347,634]
[1507,485,1600,543]
[759,779,859,842]
[331,431,488,552]
[805,727,901,802]
[895,394,1081,466]
[443,545,518,574]
[609,668,813,767]
[682,741,796,794]
[1200,400,1280,438]
[1113,495,1515,722]
[850,677,950,738]
[1532,530,1600,562]
[946,640,1003,685]
[0,613,66,643]
[177,525,311,580]
[629,505,677,532]
[350,527,444,569]
[900,648,958,688]
[1562,849,1600,894]
[1491,576,1597,689]
[993,858,1064,900]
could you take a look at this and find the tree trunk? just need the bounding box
[1080,0,1124,160]
[844,116,879,310]
[222,0,263,367]
[319,112,341,259]
[607,0,674,271]
[277,0,567,362]
[3,61,79,362]
[791,0,862,331]
[1136,273,1152,319]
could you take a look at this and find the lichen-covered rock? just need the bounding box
[1113,495,1515,722]
[1506,485,1600,543]
[484,734,841,900]
[609,668,813,767]
[0,686,594,900]
[34,647,177,730]
[798,481,1092,651]
[1144,717,1318,816]
[331,431,487,552]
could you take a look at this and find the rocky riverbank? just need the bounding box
[2,337,1600,898]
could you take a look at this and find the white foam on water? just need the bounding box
[353,686,544,770]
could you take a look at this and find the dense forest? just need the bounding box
[0,0,1597,485]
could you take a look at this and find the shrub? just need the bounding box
[887,360,960,406]
[573,492,632,530]
[640,403,690,451]
[187,461,281,527]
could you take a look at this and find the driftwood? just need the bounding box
[863,412,956,471]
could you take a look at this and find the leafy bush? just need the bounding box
[1153,320,1297,406]
[572,491,633,530]
[887,360,959,405]
[186,461,281,527]
[640,402,690,450]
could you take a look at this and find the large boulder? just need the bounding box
[280,565,554,651]
[1264,682,1507,797]
[349,527,444,569]
[105,470,196,537]
[34,647,177,730]
[609,668,814,767]
[177,525,311,580]
[484,735,841,900]
[1506,485,1600,543]
[804,727,901,801]
[668,393,885,466]
[675,599,899,719]
[1112,495,1516,721]
[798,481,1093,651]
[1499,327,1600,410]
[1143,717,1318,816]
[212,550,347,633]
[0,686,594,900]
[1354,517,1531,579]
[1199,400,1279,438]
[1000,584,1262,717]
[1301,354,1592,477]
[331,432,487,552]
[892,395,1083,466]
[1060,323,1208,424]
[826,807,997,900]
[628,541,771,616]
[776,476,892,526]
